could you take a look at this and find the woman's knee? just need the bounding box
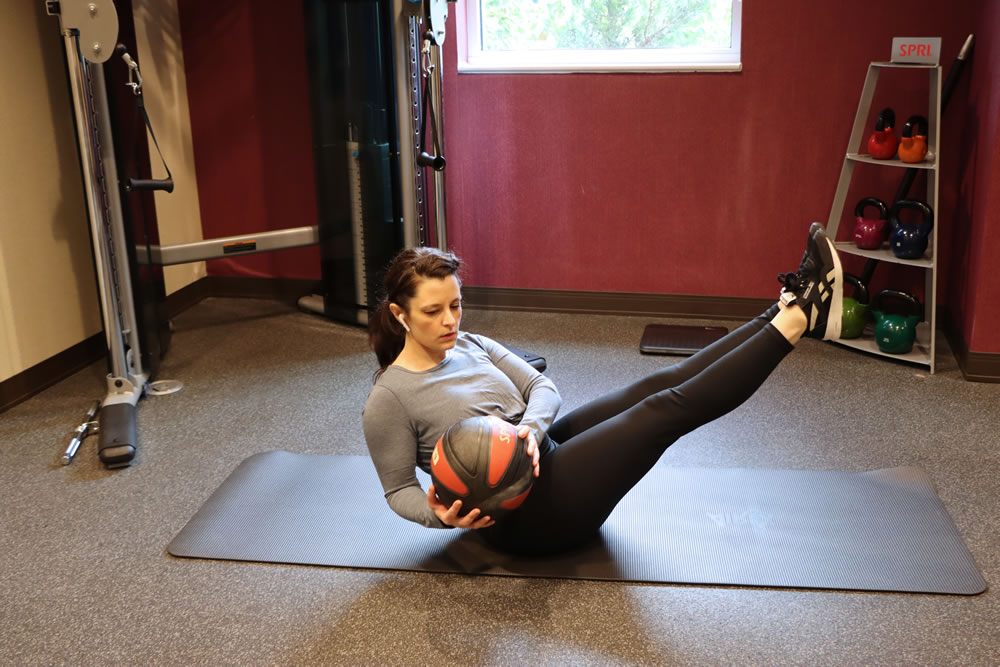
[636,387,704,433]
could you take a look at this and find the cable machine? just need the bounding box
[48,0,454,467]
[47,0,324,467]
[48,0,150,468]
[298,0,453,324]
[296,0,546,372]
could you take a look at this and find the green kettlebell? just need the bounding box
[872,290,922,354]
[841,274,870,339]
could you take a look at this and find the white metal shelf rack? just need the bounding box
[826,62,941,373]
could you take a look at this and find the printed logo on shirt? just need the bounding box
[706,508,773,531]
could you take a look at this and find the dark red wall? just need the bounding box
[950,1,1000,354]
[444,3,975,290]
[177,0,320,279]
[441,0,994,351]
[177,1,997,352]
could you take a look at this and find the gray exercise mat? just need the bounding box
[167,452,986,595]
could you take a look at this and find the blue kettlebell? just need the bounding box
[872,290,922,354]
[888,200,934,260]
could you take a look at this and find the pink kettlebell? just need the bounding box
[853,197,889,250]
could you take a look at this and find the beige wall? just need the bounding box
[0,2,103,382]
[133,0,205,295]
[0,1,204,384]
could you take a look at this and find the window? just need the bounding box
[457,0,742,73]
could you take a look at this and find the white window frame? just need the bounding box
[456,0,742,74]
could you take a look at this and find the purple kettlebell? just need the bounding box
[853,197,889,250]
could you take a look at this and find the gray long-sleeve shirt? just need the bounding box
[362,332,562,528]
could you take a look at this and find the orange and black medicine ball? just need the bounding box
[431,415,535,520]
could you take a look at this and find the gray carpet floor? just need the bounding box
[2,297,998,666]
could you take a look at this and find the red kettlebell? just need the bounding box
[898,115,928,163]
[853,197,889,249]
[867,108,898,159]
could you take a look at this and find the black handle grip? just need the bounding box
[854,197,888,220]
[901,115,928,138]
[128,177,174,193]
[417,152,446,171]
[874,107,895,131]
[888,199,934,231]
[874,289,923,319]
[843,273,870,304]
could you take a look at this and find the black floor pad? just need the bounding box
[639,324,729,355]
[168,452,986,595]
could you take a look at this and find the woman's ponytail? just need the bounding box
[369,299,407,380]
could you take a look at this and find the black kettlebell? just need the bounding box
[888,200,934,260]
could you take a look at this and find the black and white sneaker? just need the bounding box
[777,223,843,340]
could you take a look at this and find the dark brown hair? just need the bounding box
[369,246,461,380]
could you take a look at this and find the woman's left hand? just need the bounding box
[517,425,541,478]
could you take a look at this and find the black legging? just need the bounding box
[481,304,791,555]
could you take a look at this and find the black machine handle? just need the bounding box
[116,43,174,196]
[416,152,446,171]
[128,177,174,193]
[418,34,446,172]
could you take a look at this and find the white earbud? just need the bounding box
[397,315,410,333]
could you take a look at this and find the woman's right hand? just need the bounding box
[427,484,495,529]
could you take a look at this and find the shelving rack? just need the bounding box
[825,62,941,373]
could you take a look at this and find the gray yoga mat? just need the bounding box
[168,452,986,595]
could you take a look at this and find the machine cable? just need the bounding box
[117,44,174,195]
[416,33,445,172]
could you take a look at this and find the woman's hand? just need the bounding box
[427,485,495,529]
[517,425,541,478]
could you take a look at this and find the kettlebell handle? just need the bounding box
[873,289,923,320]
[874,108,895,131]
[843,273,870,304]
[888,199,934,231]
[901,115,928,138]
[853,197,888,220]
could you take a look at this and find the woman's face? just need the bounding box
[402,274,462,358]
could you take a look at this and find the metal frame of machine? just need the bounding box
[49,0,453,467]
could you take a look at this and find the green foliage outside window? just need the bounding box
[480,0,733,51]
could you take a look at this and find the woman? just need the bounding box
[362,223,842,555]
